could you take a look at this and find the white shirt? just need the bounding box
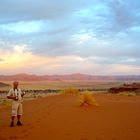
[7,88,23,102]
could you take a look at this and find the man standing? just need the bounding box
[7,81,26,127]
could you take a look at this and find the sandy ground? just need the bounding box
[0,94,140,140]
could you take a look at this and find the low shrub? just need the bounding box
[77,91,98,107]
[62,87,79,94]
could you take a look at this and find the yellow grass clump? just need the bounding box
[77,91,98,107]
[118,92,136,96]
[0,99,11,106]
[62,87,79,94]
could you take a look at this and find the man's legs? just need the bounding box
[10,116,15,127]
[11,116,15,121]
[17,103,23,126]
[17,115,22,126]
[10,115,22,127]
[17,115,21,121]
[10,102,23,127]
[10,101,18,127]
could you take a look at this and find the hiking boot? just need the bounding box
[17,121,22,126]
[10,121,14,127]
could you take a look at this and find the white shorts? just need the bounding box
[11,101,23,116]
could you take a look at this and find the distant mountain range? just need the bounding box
[0,73,140,81]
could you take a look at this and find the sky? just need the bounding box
[0,0,140,75]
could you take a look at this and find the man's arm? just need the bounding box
[7,89,16,100]
[7,96,16,100]
[21,91,26,97]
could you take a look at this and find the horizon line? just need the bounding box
[0,73,140,76]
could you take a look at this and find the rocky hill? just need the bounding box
[109,83,140,93]
[0,82,9,87]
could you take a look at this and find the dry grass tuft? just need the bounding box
[118,92,137,96]
[77,91,98,107]
[0,99,11,106]
[62,87,79,94]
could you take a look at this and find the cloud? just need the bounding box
[74,0,140,37]
[0,0,93,23]
[0,44,93,75]
[0,21,45,35]
[0,0,140,75]
[0,58,4,61]
[0,43,139,75]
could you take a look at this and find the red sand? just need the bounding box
[0,94,140,140]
